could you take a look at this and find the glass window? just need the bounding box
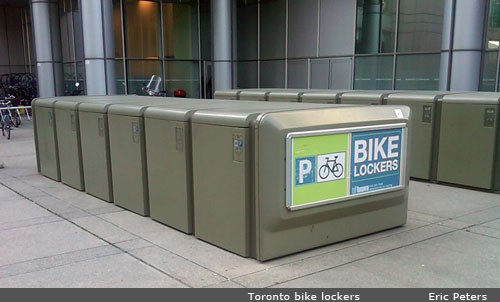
[260,0,286,60]
[287,60,308,88]
[260,60,285,88]
[480,51,498,91]
[237,0,258,60]
[395,54,441,90]
[162,1,199,60]
[124,0,161,58]
[237,61,258,88]
[127,59,162,94]
[486,0,500,49]
[114,59,126,94]
[113,0,123,57]
[355,0,397,54]
[397,0,444,52]
[354,55,393,89]
[163,61,199,98]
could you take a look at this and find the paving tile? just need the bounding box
[143,229,269,279]
[1,154,38,177]
[0,184,20,201]
[86,205,124,216]
[0,245,121,279]
[408,181,500,219]
[130,246,226,287]
[0,253,187,288]
[30,196,82,216]
[0,220,106,267]
[275,230,500,288]
[0,198,53,224]
[233,224,455,288]
[114,238,154,252]
[70,216,137,243]
[478,218,500,230]
[98,211,171,237]
[454,205,500,225]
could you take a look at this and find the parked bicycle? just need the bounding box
[0,100,16,140]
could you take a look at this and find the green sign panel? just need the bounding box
[287,125,406,210]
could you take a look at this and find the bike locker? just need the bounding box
[191,103,410,261]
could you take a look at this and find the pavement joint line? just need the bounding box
[464,229,500,241]
[265,227,460,288]
[407,209,449,221]
[0,216,63,232]
[0,245,120,280]
[0,180,194,288]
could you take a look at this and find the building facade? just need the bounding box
[1,0,500,98]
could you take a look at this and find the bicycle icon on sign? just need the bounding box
[318,156,344,180]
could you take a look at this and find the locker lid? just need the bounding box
[33,98,58,108]
[386,91,464,103]
[339,90,394,102]
[300,89,351,101]
[213,89,242,98]
[77,96,146,113]
[144,99,236,121]
[267,89,313,100]
[442,92,500,105]
[191,102,338,127]
[237,88,285,99]
[54,100,80,110]
[107,98,198,117]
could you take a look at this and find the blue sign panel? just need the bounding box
[349,128,402,195]
[294,156,316,186]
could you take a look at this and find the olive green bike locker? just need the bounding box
[437,93,500,190]
[385,91,458,180]
[191,104,410,261]
[107,98,198,216]
[32,98,61,181]
[78,96,142,202]
[143,99,246,233]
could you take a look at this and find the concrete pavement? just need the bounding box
[0,121,499,288]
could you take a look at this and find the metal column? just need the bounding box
[448,0,486,91]
[81,0,116,95]
[211,0,232,91]
[31,0,63,97]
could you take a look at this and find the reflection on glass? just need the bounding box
[163,61,199,98]
[127,60,162,95]
[124,0,161,58]
[162,1,198,60]
[354,56,393,89]
[480,51,498,91]
[395,54,440,90]
[398,0,444,52]
[487,0,500,49]
[356,0,397,54]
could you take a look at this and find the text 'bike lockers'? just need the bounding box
[289,124,406,209]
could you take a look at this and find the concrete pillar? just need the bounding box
[448,0,486,91]
[31,0,63,97]
[81,0,116,95]
[212,0,232,91]
[439,0,454,90]
[360,0,381,54]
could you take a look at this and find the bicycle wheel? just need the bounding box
[1,122,4,136]
[14,115,21,127]
[6,123,10,140]
[333,164,343,178]
[318,165,330,180]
